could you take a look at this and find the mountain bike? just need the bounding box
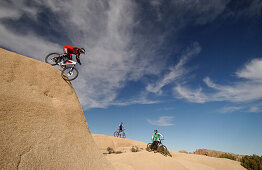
[114,129,126,138]
[45,53,79,81]
[147,139,168,156]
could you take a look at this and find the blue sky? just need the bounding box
[1,0,262,155]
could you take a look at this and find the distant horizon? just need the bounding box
[1,0,261,156]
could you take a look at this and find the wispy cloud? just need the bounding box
[174,58,262,104]
[236,58,262,81]
[171,0,228,25]
[174,85,208,103]
[111,98,160,107]
[157,107,175,111]
[249,103,262,113]
[219,106,244,113]
[147,116,175,126]
[146,42,201,95]
[224,0,262,18]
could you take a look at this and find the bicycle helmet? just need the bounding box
[79,48,85,54]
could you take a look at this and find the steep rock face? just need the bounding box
[0,48,114,170]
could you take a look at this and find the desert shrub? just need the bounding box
[115,151,122,154]
[131,146,139,152]
[219,153,236,160]
[107,147,115,154]
[240,155,262,170]
[179,150,188,154]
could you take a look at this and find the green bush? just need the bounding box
[240,155,262,170]
[219,153,236,160]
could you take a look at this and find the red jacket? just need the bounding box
[63,46,82,65]
[63,46,81,57]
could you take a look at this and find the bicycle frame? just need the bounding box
[46,53,79,81]
[59,59,77,66]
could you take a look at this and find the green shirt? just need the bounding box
[152,133,163,142]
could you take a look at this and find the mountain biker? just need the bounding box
[118,122,124,136]
[151,130,164,151]
[60,46,85,65]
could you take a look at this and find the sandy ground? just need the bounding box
[93,134,245,170]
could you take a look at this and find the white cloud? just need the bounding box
[174,58,262,104]
[0,25,60,59]
[219,106,243,113]
[150,0,162,7]
[174,85,208,103]
[224,0,262,18]
[249,103,262,113]
[171,0,228,25]
[111,98,160,107]
[147,116,175,126]
[157,107,175,111]
[146,42,201,95]
[236,58,262,81]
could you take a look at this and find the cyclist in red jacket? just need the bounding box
[61,46,85,65]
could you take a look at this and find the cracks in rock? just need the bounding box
[17,146,32,170]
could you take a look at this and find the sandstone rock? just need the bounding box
[0,48,114,170]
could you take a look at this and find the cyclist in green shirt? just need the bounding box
[151,130,164,151]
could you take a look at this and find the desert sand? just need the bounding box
[93,134,245,170]
[0,48,113,169]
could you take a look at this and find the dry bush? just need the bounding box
[194,149,242,161]
[107,147,115,154]
[219,153,237,160]
[241,154,262,170]
[131,146,139,152]
[179,150,188,154]
[115,151,122,154]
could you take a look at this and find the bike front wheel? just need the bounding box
[146,143,152,151]
[122,132,126,138]
[45,53,61,66]
[114,131,119,137]
[61,67,79,81]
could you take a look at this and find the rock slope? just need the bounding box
[0,48,114,170]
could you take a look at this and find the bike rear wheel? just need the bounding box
[158,145,168,156]
[45,53,61,65]
[61,67,79,81]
